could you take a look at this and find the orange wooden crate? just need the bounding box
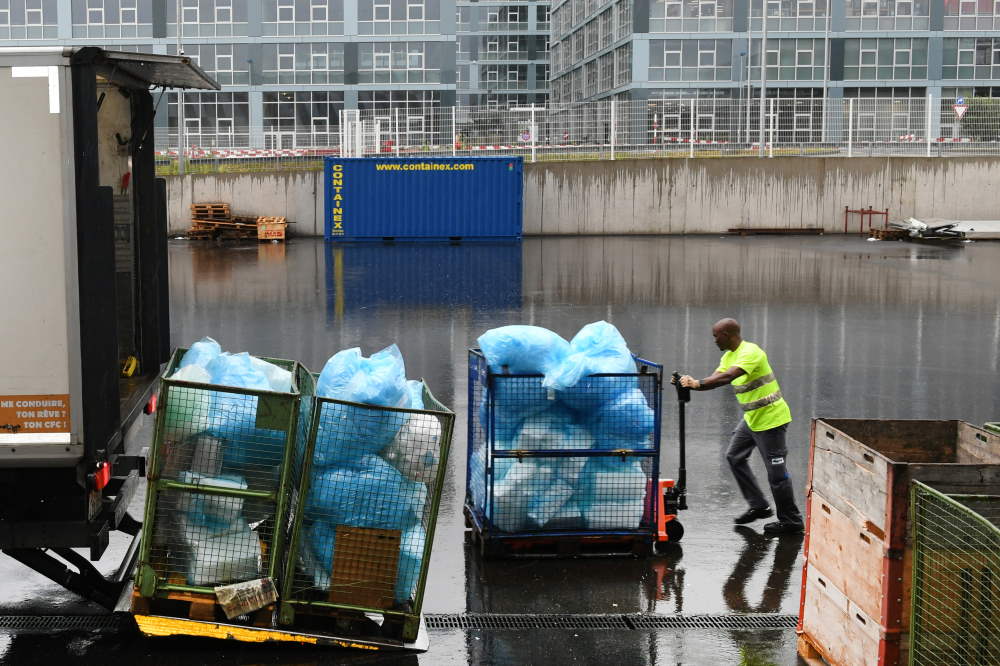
[797,419,1000,666]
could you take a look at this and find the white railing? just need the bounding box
[154,96,1000,173]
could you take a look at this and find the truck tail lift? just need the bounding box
[0,47,218,610]
[656,373,689,547]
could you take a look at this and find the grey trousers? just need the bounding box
[726,420,803,526]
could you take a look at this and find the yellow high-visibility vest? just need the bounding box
[716,341,791,431]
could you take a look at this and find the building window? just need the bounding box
[408,49,423,69]
[278,44,294,71]
[216,48,233,73]
[120,0,137,24]
[216,0,232,24]
[182,0,198,23]
[844,38,927,80]
[373,49,390,69]
[87,4,103,25]
[278,0,294,22]
[312,0,327,21]
[407,0,424,21]
[0,2,8,27]
[25,0,42,26]
[312,51,327,70]
[374,1,390,21]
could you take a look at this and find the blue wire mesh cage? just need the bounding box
[466,349,663,544]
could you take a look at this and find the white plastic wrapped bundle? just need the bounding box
[180,515,262,586]
[382,413,442,483]
[578,458,649,530]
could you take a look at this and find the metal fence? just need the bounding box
[156,96,1000,174]
[910,481,1000,666]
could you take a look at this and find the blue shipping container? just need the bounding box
[324,157,523,241]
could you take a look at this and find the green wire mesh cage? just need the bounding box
[279,381,454,643]
[910,481,1000,666]
[136,348,315,599]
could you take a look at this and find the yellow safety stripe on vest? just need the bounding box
[732,372,776,395]
[740,390,784,412]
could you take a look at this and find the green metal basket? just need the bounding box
[136,348,315,599]
[279,380,454,643]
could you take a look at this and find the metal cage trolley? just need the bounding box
[133,348,314,624]
[279,381,454,645]
[466,350,668,557]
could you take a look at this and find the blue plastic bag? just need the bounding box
[543,321,636,391]
[477,325,570,374]
[395,523,426,603]
[312,402,409,468]
[316,345,408,408]
[179,337,222,370]
[206,352,272,390]
[407,380,425,410]
[306,455,425,531]
[588,387,655,442]
[201,353,286,471]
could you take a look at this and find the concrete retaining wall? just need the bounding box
[165,157,1000,236]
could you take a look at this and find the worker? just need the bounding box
[678,318,804,536]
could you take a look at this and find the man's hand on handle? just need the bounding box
[679,375,701,390]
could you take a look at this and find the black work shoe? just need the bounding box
[763,521,804,537]
[734,507,773,524]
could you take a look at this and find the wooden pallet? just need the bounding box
[468,526,654,559]
[727,227,825,236]
[870,228,908,240]
[257,216,287,226]
[190,203,231,220]
[190,219,257,231]
[131,587,274,626]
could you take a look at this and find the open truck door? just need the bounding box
[0,47,218,608]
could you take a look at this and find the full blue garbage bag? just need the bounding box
[545,321,638,409]
[477,325,569,374]
[306,455,426,531]
[303,518,337,589]
[202,353,287,471]
[407,380,425,410]
[179,337,222,370]
[316,345,409,408]
[313,346,410,467]
[395,523,426,604]
[588,387,655,442]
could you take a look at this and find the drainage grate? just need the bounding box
[425,614,798,631]
[0,615,133,634]
[630,614,799,630]
[426,614,631,630]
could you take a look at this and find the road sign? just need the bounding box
[953,103,969,119]
[956,96,965,105]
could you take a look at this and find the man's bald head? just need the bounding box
[712,318,742,351]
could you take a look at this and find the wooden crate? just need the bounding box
[798,419,1000,666]
[328,525,400,610]
[257,216,287,241]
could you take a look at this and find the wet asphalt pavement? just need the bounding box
[1,235,998,664]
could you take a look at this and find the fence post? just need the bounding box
[769,98,776,158]
[530,105,537,163]
[926,93,932,158]
[452,106,457,158]
[848,98,854,158]
[338,109,344,157]
[610,100,616,161]
[689,99,695,159]
[394,108,400,157]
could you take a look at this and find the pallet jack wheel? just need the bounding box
[664,519,684,542]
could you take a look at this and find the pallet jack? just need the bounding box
[655,372,690,547]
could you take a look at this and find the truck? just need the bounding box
[0,48,434,653]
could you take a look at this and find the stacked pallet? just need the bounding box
[187,203,287,241]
